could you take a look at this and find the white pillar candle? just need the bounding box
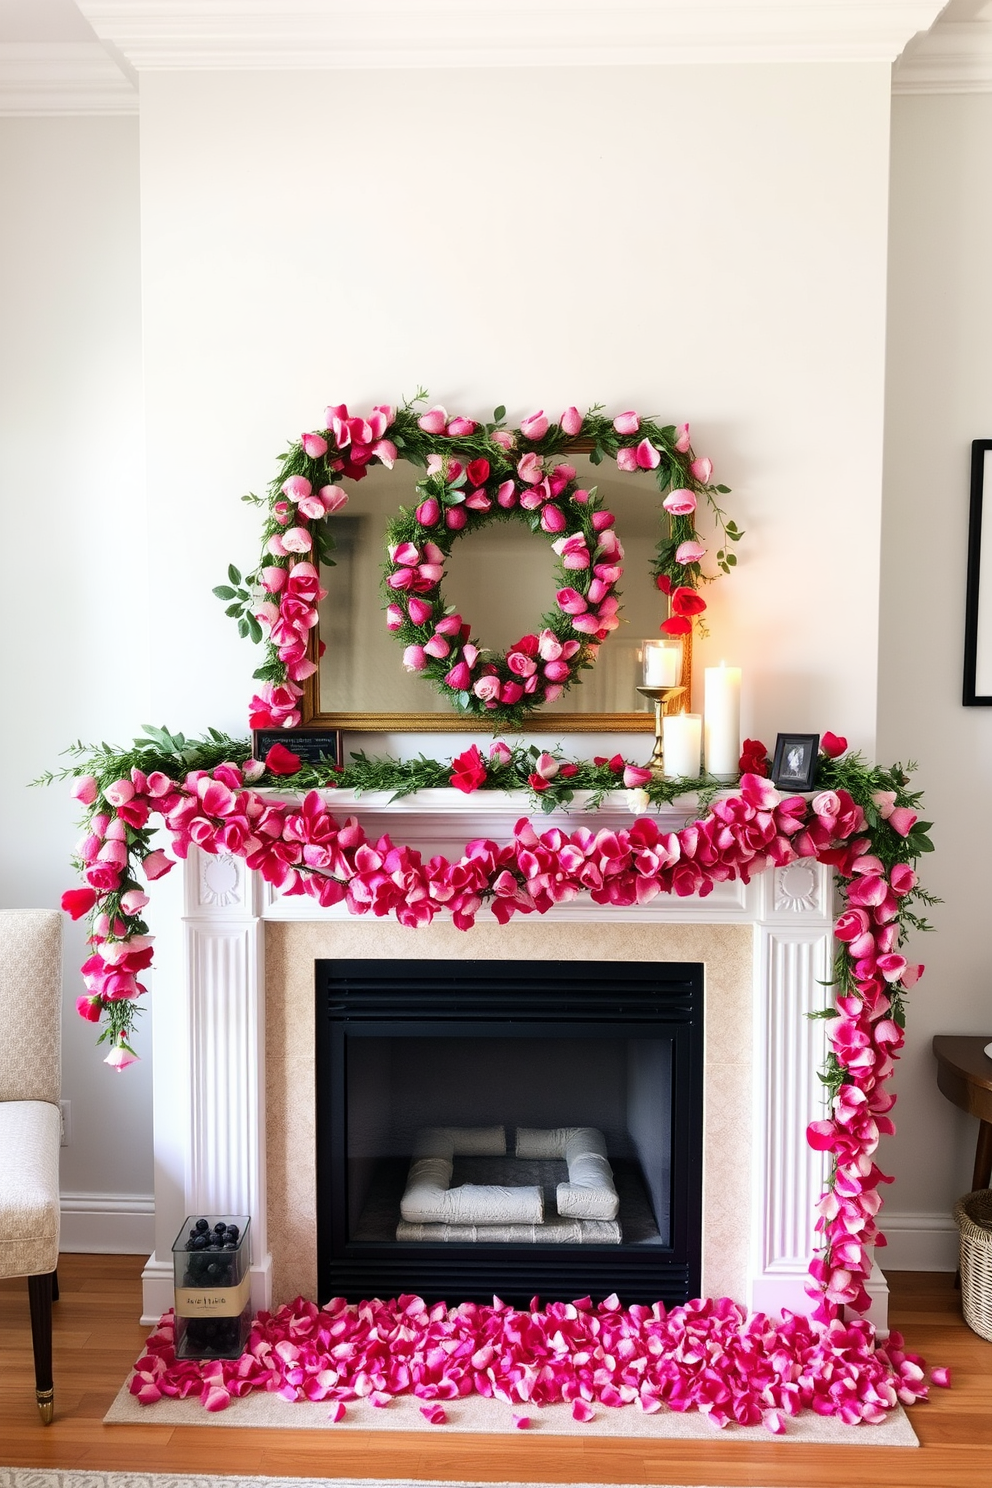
[642,638,682,688]
[704,663,742,779]
[662,713,702,779]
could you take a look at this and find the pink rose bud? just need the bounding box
[544,660,570,682]
[623,765,654,788]
[560,406,583,435]
[281,474,312,502]
[556,587,588,615]
[104,1044,140,1071]
[544,684,564,701]
[417,405,448,433]
[424,635,451,659]
[445,507,468,530]
[463,643,479,669]
[391,541,420,566]
[435,614,463,636]
[501,680,524,705]
[675,540,706,564]
[319,485,348,513]
[104,778,135,807]
[474,675,501,702]
[674,422,691,453]
[507,652,537,678]
[540,504,566,533]
[403,644,427,671]
[266,533,288,557]
[591,510,615,531]
[690,455,713,483]
[571,613,601,634]
[517,452,544,485]
[444,661,472,690]
[663,488,697,516]
[535,751,559,780]
[71,774,99,805]
[282,527,313,553]
[372,439,397,468]
[415,497,440,526]
[587,578,610,603]
[491,429,516,450]
[490,741,512,764]
[260,565,288,593]
[407,597,433,625]
[445,416,477,436]
[538,628,563,660]
[385,604,404,631]
[142,850,174,881]
[496,480,517,508]
[615,447,639,472]
[243,758,265,782]
[613,411,640,435]
[301,433,328,458]
[520,411,549,440]
[571,488,589,504]
[120,890,150,915]
[636,438,661,470]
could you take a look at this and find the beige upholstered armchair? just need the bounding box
[0,909,62,1423]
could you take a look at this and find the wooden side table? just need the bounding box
[933,1035,992,1191]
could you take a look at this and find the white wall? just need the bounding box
[138,64,892,754]
[876,91,992,1269]
[11,61,970,1267]
[0,116,154,1247]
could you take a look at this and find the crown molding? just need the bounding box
[893,19,992,91]
[0,42,136,114]
[74,1,947,71]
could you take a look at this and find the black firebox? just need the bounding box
[315,958,703,1307]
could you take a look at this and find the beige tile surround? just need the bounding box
[264,918,755,1306]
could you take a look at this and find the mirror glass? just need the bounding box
[315,455,672,723]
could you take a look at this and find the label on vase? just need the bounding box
[175,1273,251,1317]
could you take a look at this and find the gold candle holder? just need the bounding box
[636,684,687,776]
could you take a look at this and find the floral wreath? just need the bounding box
[217,395,740,730]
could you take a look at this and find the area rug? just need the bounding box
[105,1300,923,1444]
[104,1379,918,1445]
[0,1477,775,1488]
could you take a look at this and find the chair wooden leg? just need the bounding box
[27,1272,54,1424]
[51,1267,59,1303]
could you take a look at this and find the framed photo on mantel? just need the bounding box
[964,439,992,705]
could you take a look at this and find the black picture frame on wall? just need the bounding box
[964,439,992,705]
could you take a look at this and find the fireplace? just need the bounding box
[314,958,704,1305]
[141,801,888,1331]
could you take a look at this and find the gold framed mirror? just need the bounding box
[301,444,692,732]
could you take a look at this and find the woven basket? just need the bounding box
[954,1188,992,1341]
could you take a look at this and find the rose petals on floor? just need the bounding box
[128,1291,938,1434]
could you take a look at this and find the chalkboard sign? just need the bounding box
[252,729,341,769]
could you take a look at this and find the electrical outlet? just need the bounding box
[59,1100,70,1147]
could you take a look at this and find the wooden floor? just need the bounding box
[0,1257,990,1488]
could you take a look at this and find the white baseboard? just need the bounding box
[60,1191,155,1254]
[879,1210,959,1272]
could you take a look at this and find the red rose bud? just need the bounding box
[821,731,848,758]
[61,887,98,920]
[265,742,303,775]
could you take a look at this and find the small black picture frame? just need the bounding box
[771,733,819,791]
[964,438,992,705]
[252,729,342,770]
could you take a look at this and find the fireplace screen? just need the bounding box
[316,959,703,1306]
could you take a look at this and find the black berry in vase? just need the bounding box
[214,1222,226,1235]
[226,1224,239,1241]
[195,1218,209,1233]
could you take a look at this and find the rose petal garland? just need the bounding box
[58,740,933,1321]
[228,397,739,731]
[129,1292,938,1430]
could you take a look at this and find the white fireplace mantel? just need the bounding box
[141,790,887,1330]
